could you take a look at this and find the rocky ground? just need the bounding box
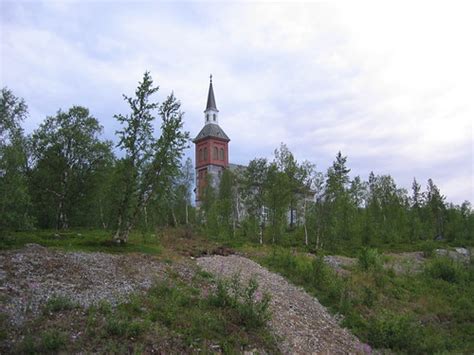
[1,244,371,354]
[197,254,367,354]
[0,244,192,327]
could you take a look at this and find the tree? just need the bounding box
[264,162,291,243]
[30,106,112,229]
[425,178,446,239]
[409,178,423,241]
[0,88,33,231]
[242,158,269,243]
[218,169,235,238]
[323,151,352,249]
[174,157,194,225]
[113,72,189,243]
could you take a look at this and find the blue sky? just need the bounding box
[1,0,473,204]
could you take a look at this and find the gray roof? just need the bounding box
[229,163,247,172]
[205,79,218,111]
[193,123,230,142]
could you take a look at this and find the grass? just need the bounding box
[0,229,162,255]
[7,269,277,354]
[253,245,474,354]
[44,295,78,314]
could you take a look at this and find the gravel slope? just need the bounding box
[197,254,366,354]
[0,244,169,326]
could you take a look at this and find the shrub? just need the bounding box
[44,295,77,313]
[311,255,331,285]
[358,248,383,271]
[40,329,66,351]
[367,312,420,351]
[238,277,271,329]
[421,241,437,258]
[208,275,271,330]
[425,257,465,283]
[105,317,128,336]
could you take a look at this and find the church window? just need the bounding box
[213,147,218,159]
[206,114,209,122]
[203,147,207,160]
[220,148,224,160]
[213,114,216,121]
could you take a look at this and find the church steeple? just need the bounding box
[194,75,230,205]
[204,74,219,125]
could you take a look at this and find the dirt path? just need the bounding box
[197,254,366,354]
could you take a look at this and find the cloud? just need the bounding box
[1,0,472,203]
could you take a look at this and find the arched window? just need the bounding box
[213,113,216,121]
[206,114,209,122]
[220,148,224,160]
[203,147,207,160]
[213,147,218,159]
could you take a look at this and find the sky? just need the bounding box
[1,0,473,204]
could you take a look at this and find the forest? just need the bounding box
[1,73,473,250]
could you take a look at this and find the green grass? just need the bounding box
[44,295,78,314]
[254,246,474,354]
[0,229,162,255]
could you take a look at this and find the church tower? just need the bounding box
[194,75,230,205]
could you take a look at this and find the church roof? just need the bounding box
[193,123,230,142]
[205,76,218,111]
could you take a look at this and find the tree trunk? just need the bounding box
[144,205,148,229]
[316,225,320,250]
[303,198,308,246]
[185,203,189,225]
[114,218,131,244]
[99,198,107,229]
[171,208,178,227]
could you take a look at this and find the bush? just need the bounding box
[421,241,437,258]
[44,295,77,313]
[425,257,465,283]
[208,274,271,330]
[105,317,128,336]
[311,255,332,285]
[40,329,66,351]
[367,312,421,351]
[358,248,383,271]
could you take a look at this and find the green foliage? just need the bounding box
[208,275,271,330]
[367,312,420,351]
[113,72,189,243]
[255,244,474,353]
[0,229,162,255]
[30,105,113,229]
[0,88,34,232]
[40,329,67,351]
[420,240,437,257]
[217,169,235,238]
[264,163,291,243]
[44,295,77,313]
[425,257,467,283]
[357,248,383,271]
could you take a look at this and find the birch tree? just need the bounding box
[113,72,189,243]
[0,88,33,231]
[31,106,111,229]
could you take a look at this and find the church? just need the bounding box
[193,76,313,227]
[193,76,231,206]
